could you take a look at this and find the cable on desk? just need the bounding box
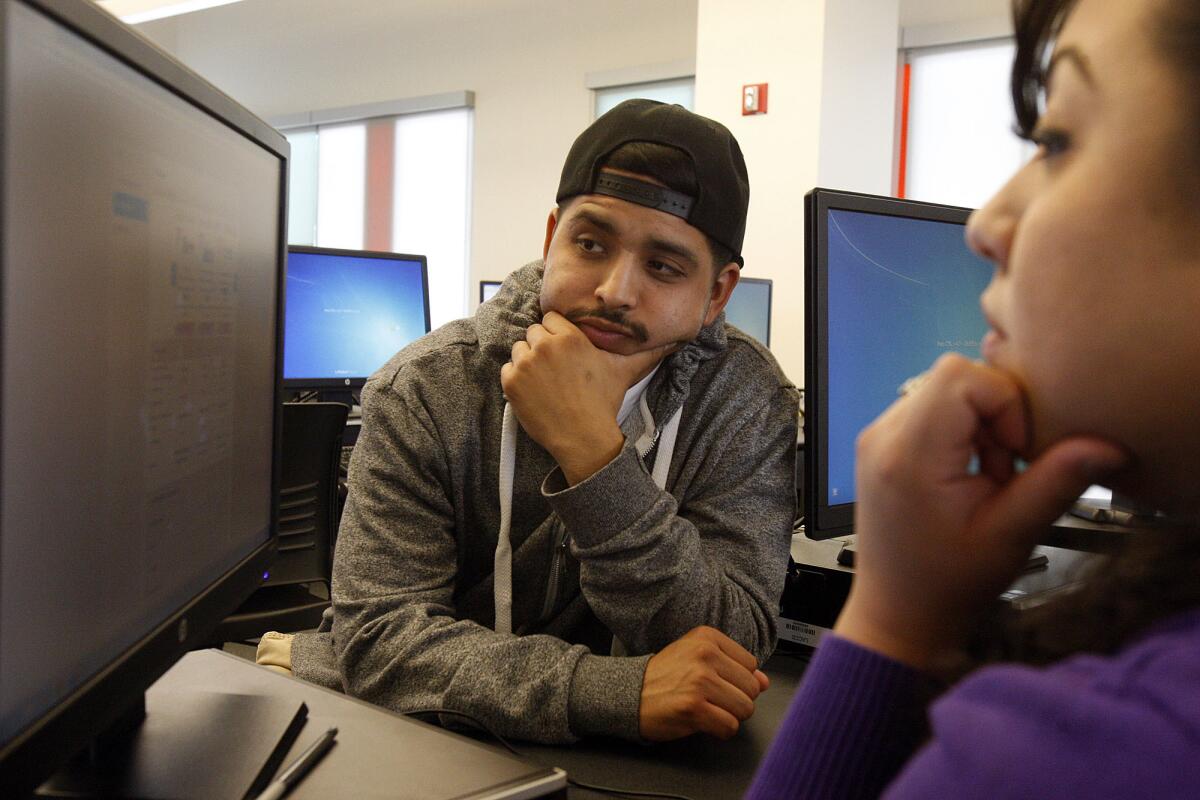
[403,707,524,756]
[563,778,698,799]
[403,707,698,800]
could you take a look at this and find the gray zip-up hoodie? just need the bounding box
[290,260,799,744]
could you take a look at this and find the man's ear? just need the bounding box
[542,208,560,260]
[702,263,741,327]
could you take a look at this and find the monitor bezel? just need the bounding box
[479,279,502,304]
[803,188,974,540]
[283,245,431,390]
[0,0,287,794]
[730,276,773,347]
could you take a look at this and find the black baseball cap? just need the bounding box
[556,99,749,266]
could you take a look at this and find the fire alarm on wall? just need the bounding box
[742,83,768,115]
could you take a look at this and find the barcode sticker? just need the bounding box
[778,616,829,648]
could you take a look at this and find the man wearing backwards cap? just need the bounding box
[287,100,799,744]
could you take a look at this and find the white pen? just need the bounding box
[255,726,338,800]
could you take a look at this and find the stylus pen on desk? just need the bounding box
[255,726,338,800]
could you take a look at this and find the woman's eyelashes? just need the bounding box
[1030,125,1072,159]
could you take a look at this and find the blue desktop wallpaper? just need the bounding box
[284,251,428,382]
[825,209,993,506]
[724,279,771,346]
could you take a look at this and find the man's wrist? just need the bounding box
[557,425,625,485]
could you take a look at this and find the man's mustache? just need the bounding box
[564,307,649,344]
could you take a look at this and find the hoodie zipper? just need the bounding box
[537,522,570,624]
[526,395,675,629]
[537,429,663,626]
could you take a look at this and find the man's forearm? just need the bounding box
[543,387,797,663]
[545,451,789,662]
[333,589,643,743]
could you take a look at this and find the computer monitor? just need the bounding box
[283,246,430,390]
[803,188,992,539]
[724,277,772,347]
[480,280,502,303]
[0,0,286,794]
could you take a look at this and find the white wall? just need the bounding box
[694,0,823,387]
[695,0,899,386]
[134,0,698,309]
[816,0,900,195]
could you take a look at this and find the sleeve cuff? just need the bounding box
[791,634,933,754]
[811,634,925,699]
[567,653,652,740]
[541,441,664,548]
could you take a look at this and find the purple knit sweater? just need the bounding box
[747,607,1200,799]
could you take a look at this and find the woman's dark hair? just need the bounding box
[599,141,736,271]
[1010,0,1078,138]
[947,0,1200,679]
[951,531,1200,678]
[1011,0,1200,137]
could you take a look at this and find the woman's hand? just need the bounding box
[835,354,1127,670]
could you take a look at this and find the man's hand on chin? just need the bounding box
[500,311,677,485]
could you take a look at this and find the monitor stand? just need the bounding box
[39,689,307,800]
[284,389,356,407]
[315,389,356,408]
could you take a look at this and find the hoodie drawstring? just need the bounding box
[494,402,518,634]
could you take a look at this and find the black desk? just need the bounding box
[157,647,806,800]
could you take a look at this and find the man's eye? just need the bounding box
[649,260,682,278]
[577,237,604,254]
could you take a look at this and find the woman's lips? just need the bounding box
[981,328,1005,363]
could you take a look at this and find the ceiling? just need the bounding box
[899,0,1010,28]
[99,0,1012,29]
[95,0,247,24]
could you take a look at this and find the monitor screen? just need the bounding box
[804,189,992,538]
[0,0,284,793]
[724,277,772,347]
[480,280,502,304]
[284,247,430,388]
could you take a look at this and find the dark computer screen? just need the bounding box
[804,189,992,539]
[284,246,430,388]
[724,277,772,347]
[480,280,501,304]
[0,0,285,793]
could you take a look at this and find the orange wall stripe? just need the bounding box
[365,118,395,251]
[897,62,911,199]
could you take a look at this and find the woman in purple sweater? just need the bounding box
[749,0,1200,797]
